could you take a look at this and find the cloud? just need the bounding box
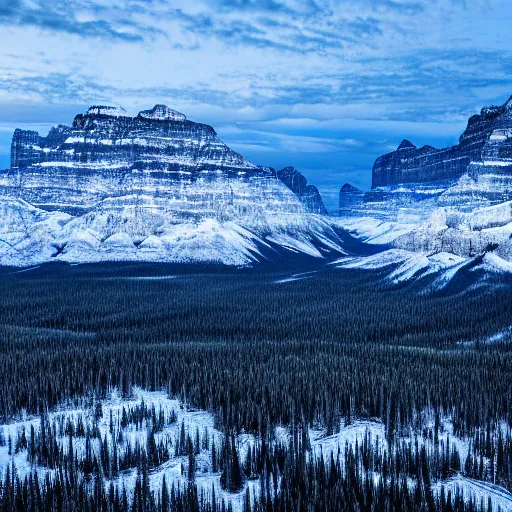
[169,1,389,55]
[228,131,362,155]
[0,0,163,41]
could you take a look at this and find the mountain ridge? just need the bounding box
[337,94,512,274]
[276,166,327,214]
[371,95,512,189]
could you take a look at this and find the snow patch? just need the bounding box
[87,105,129,117]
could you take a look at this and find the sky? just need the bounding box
[0,0,511,210]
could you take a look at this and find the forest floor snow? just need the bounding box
[1,388,510,510]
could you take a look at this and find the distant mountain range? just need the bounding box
[2,95,512,286]
[341,94,512,211]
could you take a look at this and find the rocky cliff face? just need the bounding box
[394,201,512,261]
[276,167,327,214]
[337,95,512,263]
[439,129,512,209]
[6,104,266,212]
[0,105,345,266]
[362,96,512,217]
[371,98,511,189]
[371,140,466,189]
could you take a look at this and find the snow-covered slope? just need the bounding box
[0,194,348,267]
[393,201,512,259]
[0,105,346,267]
[333,250,466,287]
[332,248,512,292]
[3,388,510,512]
[337,95,512,272]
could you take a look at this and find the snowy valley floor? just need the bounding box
[1,388,512,511]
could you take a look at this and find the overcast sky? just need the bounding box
[1,0,511,209]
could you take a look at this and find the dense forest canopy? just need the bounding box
[0,262,511,511]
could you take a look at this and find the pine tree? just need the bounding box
[161,475,169,512]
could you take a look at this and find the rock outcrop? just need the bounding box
[362,95,512,218]
[394,201,512,260]
[5,104,275,212]
[276,166,327,214]
[338,95,512,262]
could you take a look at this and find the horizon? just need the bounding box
[1,0,511,210]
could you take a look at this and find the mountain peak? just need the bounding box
[277,166,327,214]
[371,94,512,191]
[340,183,362,193]
[505,95,512,112]
[397,139,416,150]
[138,104,187,121]
[1,105,346,266]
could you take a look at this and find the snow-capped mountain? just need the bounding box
[336,95,512,285]
[0,104,345,267]
[371,97,512,191]
[340,95,512,217]
[7,104,263,212]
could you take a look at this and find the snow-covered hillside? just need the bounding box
[0,194,348,267]
[333,249,512,292]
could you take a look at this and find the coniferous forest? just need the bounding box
[1,262,512,512]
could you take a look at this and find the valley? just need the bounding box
[1,93,512,511]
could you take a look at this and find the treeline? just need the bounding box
[3,336,511,437]
[1,267,511,436]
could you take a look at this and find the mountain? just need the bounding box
[335,95,512,282]
[356,96,512,214]
[0,104,345,267]
[339,183,364,216]
[7,104,263,212]
[371,99,511,188]
[276,166,327,214]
